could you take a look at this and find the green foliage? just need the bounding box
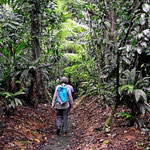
[0,0,150,126]
[134,89,147,102]
[120,67,150,118]
[0,89,24,111]
[145,144,150,150]
[117,112,134,119]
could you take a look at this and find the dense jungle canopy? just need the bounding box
[0,0,150,149]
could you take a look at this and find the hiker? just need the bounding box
[66,83,74,101]
[66,83,74,111]
[66,84,74,93]
[51,77,74,135]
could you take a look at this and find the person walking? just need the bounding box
[52,77,73,135]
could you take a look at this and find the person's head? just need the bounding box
[60,77,68,84]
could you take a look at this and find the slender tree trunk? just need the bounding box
[30,0,46,103]
[105,9,118,126]
[105,2,141,126]
[103,24,109,66]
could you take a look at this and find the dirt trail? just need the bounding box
[1,97,149,150]
[41,114,75,150]
[40,96,150,150]
[40,97,84,150]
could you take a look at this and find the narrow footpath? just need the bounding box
[0,96,149,150]
[40,114,75,150]
[40,96,150,150]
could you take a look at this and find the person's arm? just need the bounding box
[52,86,58,108]
[68,88,73,107]
[71,86,74,98]
[71,86,74,93]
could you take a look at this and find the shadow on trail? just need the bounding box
[39,96,149,150]
[40,114,75,150]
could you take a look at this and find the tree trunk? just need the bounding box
[30,0,49,103]
[104,9,116,63]
[105,102,117,126]
[105,7,118,126]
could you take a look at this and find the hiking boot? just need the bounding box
[56,129,60,135]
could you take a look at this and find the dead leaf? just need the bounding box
[103,140,109,144]
[34,139,40,143]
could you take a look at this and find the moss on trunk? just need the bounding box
[105,102,117,126]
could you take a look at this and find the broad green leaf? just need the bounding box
[123,56,131,65]
[140,14,146,25]
[0,0,3,5]
[4,23,17,30]
[14,89,25,96]
[14,98,19,106]
[1,92,12,98]
[130,67,136,85]
[126,45,132,52]
[136,47,142,54]
[14,98,22,106]
[137,33,144,39]
[129,85,134,93]
[118,46,126,51]
[143,29,150,38]
[140,104,145,115]
[11,21,22,26]
[15,43,25,56]
[15,81,21,84]
[18,99,23,105]
[10,101,15,108]
[146,88,150,91]
[104,21,111,28]
[134,89,147,102]
[144,102,150,112]
[121,85,134,93]
[118,112,133,119]
[142,3,150,13]
[29,66,36,70]
[131,39,136,46]
[140,42,147,48]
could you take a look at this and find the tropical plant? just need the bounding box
[0,0,150,129]
[118,66,150,126]
[0,89,24,115]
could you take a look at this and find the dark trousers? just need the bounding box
[56,108,69,132]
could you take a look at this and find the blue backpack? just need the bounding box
[56,85,69,105]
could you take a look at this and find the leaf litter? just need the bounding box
[0,96,150,150]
